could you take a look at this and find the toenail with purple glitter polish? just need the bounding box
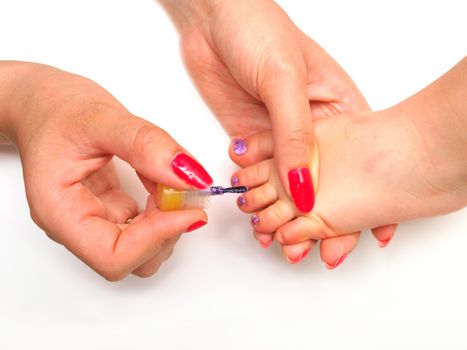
[237,195,246,207]
[233,139,247,156]
[231,175,239,187]
[251,214,260,226]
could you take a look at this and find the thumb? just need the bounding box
[89,112,213,190]
[260,65,316,212]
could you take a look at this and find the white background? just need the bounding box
[1,0,466,349]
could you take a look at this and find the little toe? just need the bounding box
[320,233,360,270]
[371,224,397,248]
[229,130,274,168]
[237,183,278,213]
[281,240,315,264]
[231,159,272,189]
[250,200,296,234]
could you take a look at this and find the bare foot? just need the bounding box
[230,106,466,267]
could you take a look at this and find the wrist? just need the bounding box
[158,0,229,34]
[0,61,46,145]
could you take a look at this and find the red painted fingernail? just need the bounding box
[324,253,348,270]
[287,248,310,264]
[288,167,315,212]
[171,153,213,189]
[185,220,207,233]
[260,240,272,249]
[377,235,393,248]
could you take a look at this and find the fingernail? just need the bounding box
[232,139,247,156]
[377,235,393,248]
[231,174,239,186]
[237,195,246,207]
[324,253,348,270]
[260,239,272,249]
[288,167,315,212]
[185,220,207,233]
[171,153,213,189]
[287,248,310,264]
[251,214,260,226]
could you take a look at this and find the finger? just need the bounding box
[58,206,207,281]
[89,113,213,190]
[97,189,139,224]
[132,236,180,278]
[371,224,397,248]
[259,62,316,213]
[229,130,274,168]
[319,233,360,270]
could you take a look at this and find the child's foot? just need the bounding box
[230,107,466,266]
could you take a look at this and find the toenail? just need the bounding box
[232,139,247,156]
[251,214,260,226]
[377,235,394,248]
[324,253,348,270]
[231,175,239,186]
[237,195,246,207]
[287,248,310,264]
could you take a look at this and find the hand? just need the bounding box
[0,62,212,280]
[160,0,368,212]
[159,0,396,259]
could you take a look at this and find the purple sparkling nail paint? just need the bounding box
[237,196,246,207]
[251,214,260,226]
[233,139,247,156]
[231,175,239,187]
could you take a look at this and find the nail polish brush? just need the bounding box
[156,184,247,211]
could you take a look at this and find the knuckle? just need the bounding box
[131,124,171,158]
[282,127,314,151]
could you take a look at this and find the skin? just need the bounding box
[231,57,467,267]
[158,0,396,259]
[0,61,209,280]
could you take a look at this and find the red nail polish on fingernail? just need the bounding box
[171,153,213,189]
[185,220,207,233]
[288,167,315,212]
[260,240,272,249]
[287,248,310,264]
[324,253,348,270]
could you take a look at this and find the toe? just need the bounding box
[281,240,315,264]
[320,233,360,270]
[231,159,272,189]
[275,215,336,245]
[237,183,278,213]
[253,231,274,249]
[250,200,296,234]
[229,130,274,167]
[371,224,397,248]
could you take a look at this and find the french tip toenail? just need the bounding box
[251,214,259,226]
[287,249,310,264]
[324,253,348,270]
[377,237,392,248]
[232,139,247,155]
[231,175,239,187]
[237,195,246,207]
